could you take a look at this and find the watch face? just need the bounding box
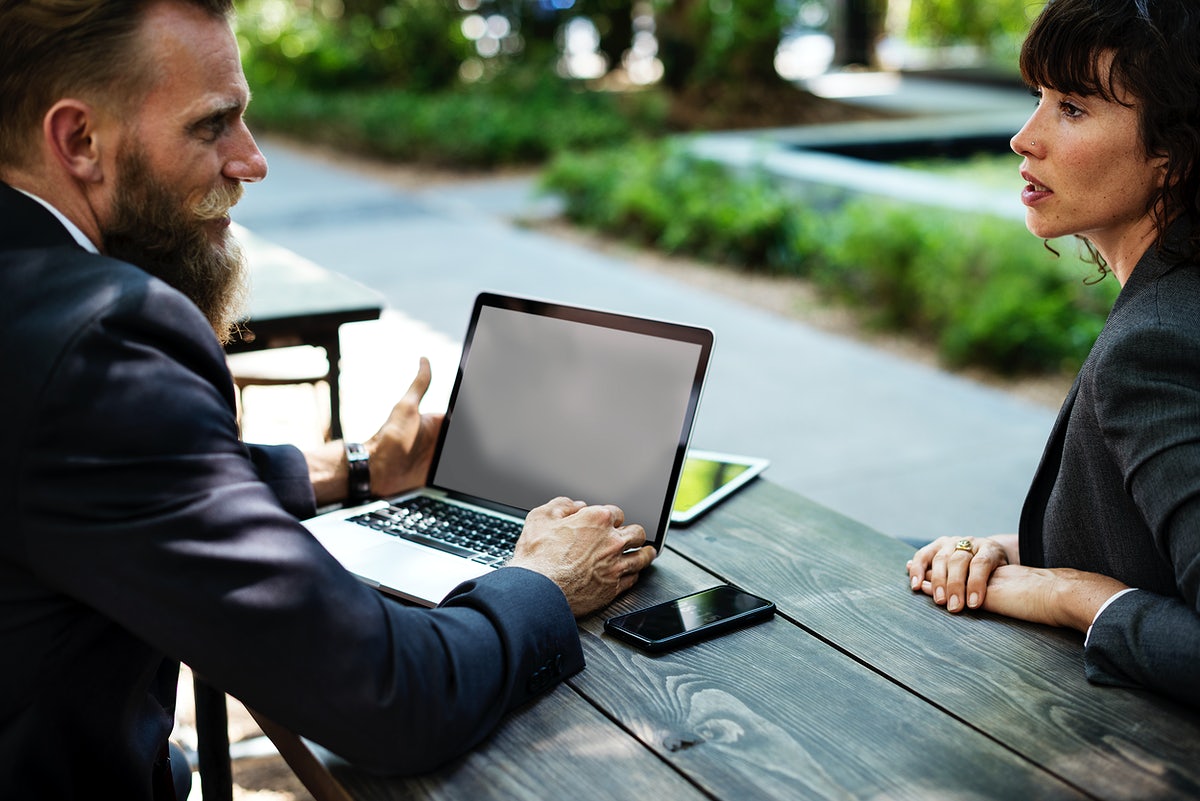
[346,443,371,501]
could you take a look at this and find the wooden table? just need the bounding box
[224,225,384,440]
[260,480,1200,801]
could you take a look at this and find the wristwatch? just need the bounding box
[345,441,371,505]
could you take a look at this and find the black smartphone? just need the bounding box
[604,585,775,653]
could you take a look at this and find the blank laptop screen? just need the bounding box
[431,298,709,542]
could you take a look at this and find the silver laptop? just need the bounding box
[304,292,714,606]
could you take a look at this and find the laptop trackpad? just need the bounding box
[339,539,494,607]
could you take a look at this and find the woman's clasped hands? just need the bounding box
[907,534,1019,614]
[906,534,1129,632]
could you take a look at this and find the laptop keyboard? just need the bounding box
[348,496,523,567]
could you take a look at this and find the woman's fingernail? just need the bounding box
[969,592,980,608]
[911,575,920,590]
[934,587,945,604]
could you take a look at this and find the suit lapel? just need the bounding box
[0,182,80,251]
[1018,377,1079,567]
[1014,220,1195,567]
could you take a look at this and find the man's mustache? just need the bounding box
[193,182,243,222]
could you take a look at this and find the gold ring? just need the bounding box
[954,538,974,553]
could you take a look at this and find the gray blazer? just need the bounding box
[1019,224,1200,709]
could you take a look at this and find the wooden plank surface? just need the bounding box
[667,480,1200,800]
[296,678,708,801]
[267,481,1197,801]
[573,549,1090,801]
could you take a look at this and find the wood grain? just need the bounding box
[575,549,1089,801]
[667,480,1200,800]
[263,481,1199,801]
[304,680,707,801]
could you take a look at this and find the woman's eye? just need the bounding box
[1059,101,1083,118]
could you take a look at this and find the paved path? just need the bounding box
[232,77,1061,546]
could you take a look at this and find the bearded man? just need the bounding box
[0,2,655,798]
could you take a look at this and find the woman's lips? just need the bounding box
[1020,171,1052,206]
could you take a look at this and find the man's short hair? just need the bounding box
[0,0,234,168]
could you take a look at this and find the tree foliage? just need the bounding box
[236,0,470,92]
[655,0,793,90]
[905,0,1044,49]
[577,0,636,71]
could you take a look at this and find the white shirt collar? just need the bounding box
[13,186,100,254]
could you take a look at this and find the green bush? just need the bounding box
[827,201,1116,373]
[815,200,930,329]
[235,0,666,167]
[541,142,1119,375]
[543,142,803,269]
[245,73,665,168]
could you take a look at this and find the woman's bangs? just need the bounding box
[1020,8,1117,100]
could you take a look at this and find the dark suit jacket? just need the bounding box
[0,182,583,799]
[1019,224,1200,709]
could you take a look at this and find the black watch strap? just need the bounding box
[345,441,371,505]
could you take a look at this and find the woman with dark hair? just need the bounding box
[907,0,1200,709]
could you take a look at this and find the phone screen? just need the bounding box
[604,585,775,652]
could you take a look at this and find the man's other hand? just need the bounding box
[366,357,444,497]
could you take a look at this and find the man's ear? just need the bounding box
[44,99,105,183]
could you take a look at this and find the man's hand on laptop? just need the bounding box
[510,497,657,617]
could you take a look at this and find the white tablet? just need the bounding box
[670,450,770,526]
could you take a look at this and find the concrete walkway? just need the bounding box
[231,74,1062,546]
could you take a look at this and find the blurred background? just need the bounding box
[230,0,1107,390]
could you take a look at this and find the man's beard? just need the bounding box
[101,148,249,344]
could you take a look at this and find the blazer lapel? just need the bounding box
[0,182,80,251]
[1018,377,1079,567]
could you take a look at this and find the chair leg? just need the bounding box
[193,676,233,801]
